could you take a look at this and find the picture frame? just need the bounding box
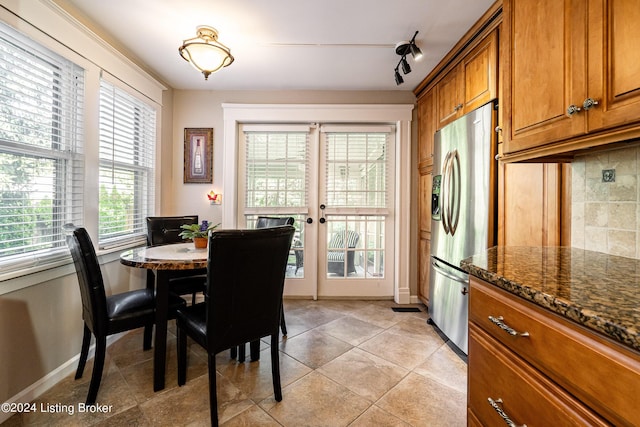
[183,128,213,183]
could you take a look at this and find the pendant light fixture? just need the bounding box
[179,26,234,80]
[394,31,423,85]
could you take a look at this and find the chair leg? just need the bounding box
[208,352,219,426]
[177,323,187,386]
[249,340,260,361]
[86,336,106,405]
[270,334,282,402]
[75,324,92,380]
[230,346,237,359]
[238,343,246,362]
[143,324,153,350]
[191,292,196,306]
[280,303,287,337]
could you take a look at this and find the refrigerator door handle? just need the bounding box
[431,259,468,285]
[449,149,461,236]
[441,151,452,234]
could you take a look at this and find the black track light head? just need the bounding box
[394,69,404,85]
[410,42,423,61]
[401,57,411,74]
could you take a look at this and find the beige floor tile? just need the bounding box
[261,371,370,427]
[279,329,352,368]
[377,372,466,427]
[91,406,151,427]
[350,304,408,329]
[216,349,311,401]
[349,405,412,427]
[358,329,442,370]
[314,315,384,345]
[221,405,281,426]
[413,344,468,394]
[318,348,408,402]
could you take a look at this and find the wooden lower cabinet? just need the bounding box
[469,324,608,426]
[417,171,432,304]
[469,276,640,426]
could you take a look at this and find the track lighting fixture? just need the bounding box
[393,31,423,85]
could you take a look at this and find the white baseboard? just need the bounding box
[0,333,124,424]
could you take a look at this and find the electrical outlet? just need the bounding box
[602,169,615,183]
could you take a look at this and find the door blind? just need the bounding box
[321,127,391,208]
[243,127,310,210]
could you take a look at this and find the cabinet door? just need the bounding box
[417,89,436,169]
[436,64,463,128]
[586,0,640,131]
[418,172,432,303]
[504,0,587,153]
[463,30,497,113]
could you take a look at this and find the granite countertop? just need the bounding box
[460,246,640,353]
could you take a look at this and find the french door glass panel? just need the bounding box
[239,124,394,298]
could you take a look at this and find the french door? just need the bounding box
[238,124,394,298]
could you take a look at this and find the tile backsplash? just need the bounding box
[572,143,640,258]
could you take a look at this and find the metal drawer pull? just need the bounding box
[488,398,527,427]
[488,316,530,337]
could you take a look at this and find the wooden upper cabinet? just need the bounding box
[417,88,436,169]
[586,0,640,131]
[436,30,498,129]
[503,0,640,157]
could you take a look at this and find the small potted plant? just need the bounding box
[178,220,220,249]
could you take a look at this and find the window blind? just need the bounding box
[98,79,156,248]
[0,21,84,272]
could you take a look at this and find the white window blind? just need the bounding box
[321,126,391,208]
[98,79,155,248]
[0,21,84,273]
[243,126,310,209]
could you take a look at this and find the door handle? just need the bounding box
[431,259,468,285]
[441,151,452,234]
[449,150,461,236]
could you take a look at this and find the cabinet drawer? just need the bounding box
[469,324,608,427]
[469,277,640,426]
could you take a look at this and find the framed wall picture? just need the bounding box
[184,128,213,183]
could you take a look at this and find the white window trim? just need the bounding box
[222,104,414,304]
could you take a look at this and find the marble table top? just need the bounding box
[461,246,640,353]
[120,243,208,270]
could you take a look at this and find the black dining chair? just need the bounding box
[146,216,207,305]
[64,224,186,405]
[231,216,294,362]
[176,226,295,426]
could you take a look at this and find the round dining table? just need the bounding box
[120,242,207,391]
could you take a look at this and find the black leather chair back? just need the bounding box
[205,226,295,353]
[255,216,294,229]
[65,226,108,337]
[146,215,198,245]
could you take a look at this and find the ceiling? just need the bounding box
[57,0,495,92]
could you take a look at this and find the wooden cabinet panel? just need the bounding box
[504,0,587,153]
[586,0,640,131]
[418,237,430,304]
[470,277,640,427]
[436,65,463,128]
[463,30,497,113]
[417,89,436,169]
[436,30,498,130]
[500,163,562,246]
[418,171,432,304]
[469,324,608,427]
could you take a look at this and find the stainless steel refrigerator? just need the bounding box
[428,101,497,355]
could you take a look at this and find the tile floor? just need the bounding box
[3,299,468,426]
